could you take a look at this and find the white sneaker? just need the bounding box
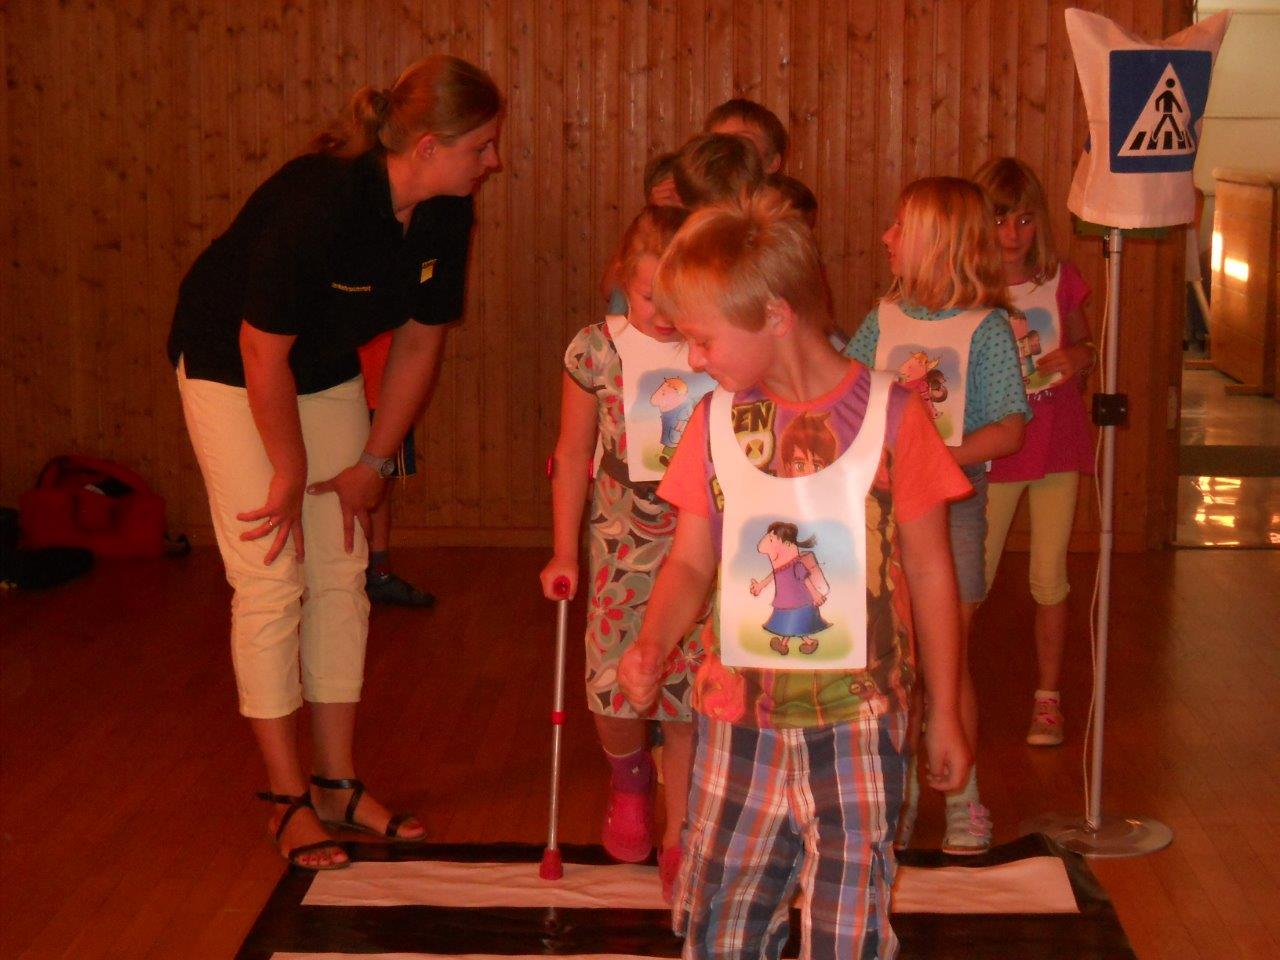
[1026,697,1065,747]
[942,799,992,855]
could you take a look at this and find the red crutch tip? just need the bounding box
[539,848,563,880]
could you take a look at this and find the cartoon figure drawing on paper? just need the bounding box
[1009,311,1043,383]
[750,522,831,657]
[777,410,838,478]
[897,351,948,420]
[650,377,692,466]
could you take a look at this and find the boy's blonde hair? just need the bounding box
[601,204,691,298]
[671,134,765,209]
[653,191,830,332]
[643,151,679,196]
[704,98,789,170]
[888,176,1011,314]
[972,157,1059,284]
[762,173,818,227]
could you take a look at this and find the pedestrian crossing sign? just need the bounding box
[1066,8,1229,229]
[1109,49,1212,174]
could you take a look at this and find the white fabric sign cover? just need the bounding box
[1065,8,1229,229]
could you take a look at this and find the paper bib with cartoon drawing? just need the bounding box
[874,301,985,447]
[708,374,891,671]
[608,316,717,482]
[1008,271,1064,395]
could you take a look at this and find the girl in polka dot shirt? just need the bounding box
[844,176,1029,855]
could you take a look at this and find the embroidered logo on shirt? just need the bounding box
[330,281,372,293]
[420,259,436,283]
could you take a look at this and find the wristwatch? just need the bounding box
[359,451,396,479]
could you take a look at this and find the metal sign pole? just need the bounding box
[1021,228,1173,857]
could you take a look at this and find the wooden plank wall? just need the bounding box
[0,0,1191,550]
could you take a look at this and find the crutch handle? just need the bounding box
[552,576,570,599]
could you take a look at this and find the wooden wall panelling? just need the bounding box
[873,0,905,308]
[959,0,992,178]
[2,2,36,490]
[675,0,707,143]
[732,0,765,103]
[760,0,790,128]
[932,1,962,177]
[706,0,734,109]
[784,0,818,193]
[845,11,878,326]
[1015,0,1048,176]
[0,2,11,482]
[535,0,569,530]
[118,1,154,491]
[816,0,851,324]
[902,0,934,183]
[503,0,539,530]
[0,1,1194,550]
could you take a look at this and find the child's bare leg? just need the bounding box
[658,720,693,850]
[956,601,979,751]
[369,497,392,554]
[593,711,647,755]
[1034,600,1068,691]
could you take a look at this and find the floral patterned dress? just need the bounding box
[564,320,706,720]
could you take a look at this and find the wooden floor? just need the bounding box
[1,545,1278,959]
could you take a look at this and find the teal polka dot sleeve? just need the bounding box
[965,309,1031,432]
[843,304,881,367]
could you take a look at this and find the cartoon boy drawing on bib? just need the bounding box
[650,376,692,466]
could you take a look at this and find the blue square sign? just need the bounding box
[1108,48,1212,173]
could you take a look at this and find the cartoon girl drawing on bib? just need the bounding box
[750,522,831,656]
[897,350,948,420]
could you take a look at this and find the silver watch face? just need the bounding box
[379,459,395,478]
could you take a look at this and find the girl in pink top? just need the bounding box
[974,158,1098,748]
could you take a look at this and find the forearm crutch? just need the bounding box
[539,575,571,880]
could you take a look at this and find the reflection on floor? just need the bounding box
[1176,364,1280,548]
[1175,475,1280,547]
[1181,368,1280,447]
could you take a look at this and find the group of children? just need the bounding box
[540,98,1096,959]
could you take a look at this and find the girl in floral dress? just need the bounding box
[540,205,710,901]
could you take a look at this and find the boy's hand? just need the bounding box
[923,711,971,793]
[619,642,666,714]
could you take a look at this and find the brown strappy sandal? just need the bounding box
[256,790,350,870]
[309,775,423,842]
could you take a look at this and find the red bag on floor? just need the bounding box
[18,455,167,558]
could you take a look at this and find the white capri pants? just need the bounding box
[177,360,371,718]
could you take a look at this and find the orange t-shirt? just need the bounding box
[658,361,971,728]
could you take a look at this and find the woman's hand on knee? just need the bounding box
[306,464,385,553]
[237,471,306,564]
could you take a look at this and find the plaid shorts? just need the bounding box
[675,711,909,960]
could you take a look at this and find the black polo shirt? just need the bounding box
[168,150,473,394]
